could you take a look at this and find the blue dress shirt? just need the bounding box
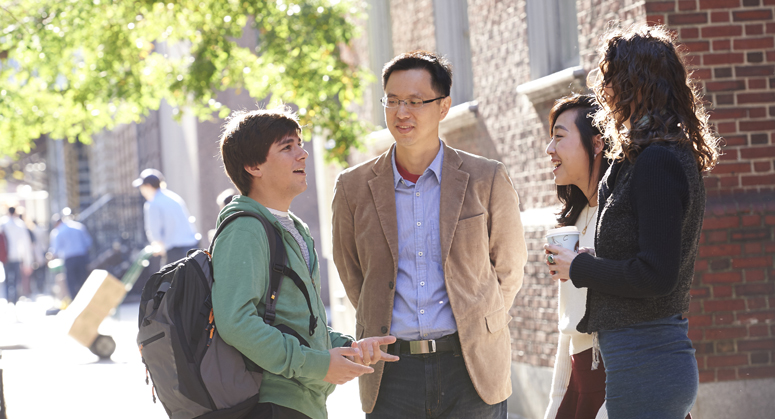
[390,142,457,341]
[144,188,199,250]
[50,220,92,260]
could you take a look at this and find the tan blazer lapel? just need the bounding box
[439,144,469,266]
[367,148,399,273]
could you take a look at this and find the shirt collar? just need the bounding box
[391,139,444,188]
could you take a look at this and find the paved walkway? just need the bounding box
[0,299,364,419]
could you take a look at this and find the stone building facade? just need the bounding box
[355,1,774,417]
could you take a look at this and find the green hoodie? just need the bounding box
[211,195,352,419]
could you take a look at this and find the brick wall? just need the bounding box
[363,0,775,386]
[510,227,560,367]
[389,0,437,53]
[578,0,647,69]
[467,0,551,211]
[688,194,775,382]
[463,0,651,367]
[645,0,775,197]
[641,0,775,385]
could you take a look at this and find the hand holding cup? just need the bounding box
[544,226,580,282]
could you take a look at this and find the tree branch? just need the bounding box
[1,4,34,35]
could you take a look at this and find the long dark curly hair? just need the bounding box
[549,94,609,227]
[590,25,719,172]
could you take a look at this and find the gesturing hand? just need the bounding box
[323,347,374,385]
[351,336,400,365]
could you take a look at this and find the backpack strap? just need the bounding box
[273,265,318,336]
[254,215,284,327]
[210,211,318,336]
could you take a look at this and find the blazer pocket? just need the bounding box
[456,213,485,231]
[485,307,512,333]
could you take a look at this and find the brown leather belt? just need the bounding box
[387,333,460,355]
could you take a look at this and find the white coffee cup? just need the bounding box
[546,226,580,253]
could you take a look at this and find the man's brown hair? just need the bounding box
[219,106,302,195]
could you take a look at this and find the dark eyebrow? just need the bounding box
[553,124,569,135]
[277,136,296,146]
[385,93,422,98]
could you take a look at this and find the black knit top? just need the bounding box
[569,141,706,333]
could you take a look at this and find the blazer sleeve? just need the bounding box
[488,162,528,308]
[332,174,364,309]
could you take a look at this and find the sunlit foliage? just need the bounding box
[0,0,370,163]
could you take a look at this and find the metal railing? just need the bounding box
[77,193,148,281]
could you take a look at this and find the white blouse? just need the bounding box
[544,204,608,419]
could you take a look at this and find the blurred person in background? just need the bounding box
[49,210,92,299]
[16,210,37,297]
[2,206,33,304]
[208,188,237,243]
[132,169,200,264]
[29,219,50,296]
[217,187,237,209]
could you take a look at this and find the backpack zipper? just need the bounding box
[205,309,216,347]
[139,331,165,348]
[139,358,158,404]
[169,259,218,410]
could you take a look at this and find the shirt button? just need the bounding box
[420,281,425,286]
[418,251,423,256]
[424,333,428,337]
[420,309,425,314]
[381,326,388,334]
[416,222,421,226]
[416,192,420,197]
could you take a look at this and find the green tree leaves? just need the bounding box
[0,0,371,163]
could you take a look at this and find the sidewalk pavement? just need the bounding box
[0,298,364,419]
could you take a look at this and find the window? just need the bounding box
[526,0,580,80]
[367,0,394,127]
[434,0,474,105]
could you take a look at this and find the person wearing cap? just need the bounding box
[49,211,92,299]
[133,169,200,264]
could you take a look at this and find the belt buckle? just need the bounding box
[409,339,436,354]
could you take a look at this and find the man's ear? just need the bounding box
[244,163,262,178]
[438,95,452,121]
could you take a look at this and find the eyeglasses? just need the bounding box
[380,96,447,109]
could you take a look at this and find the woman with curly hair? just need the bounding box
[543,94,609,419]
[544,24,719,419]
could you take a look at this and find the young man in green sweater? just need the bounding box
[213,107,398,419]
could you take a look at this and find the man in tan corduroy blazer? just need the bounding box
[332,51,528,418]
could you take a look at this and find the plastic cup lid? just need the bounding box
[546,226,579,237]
